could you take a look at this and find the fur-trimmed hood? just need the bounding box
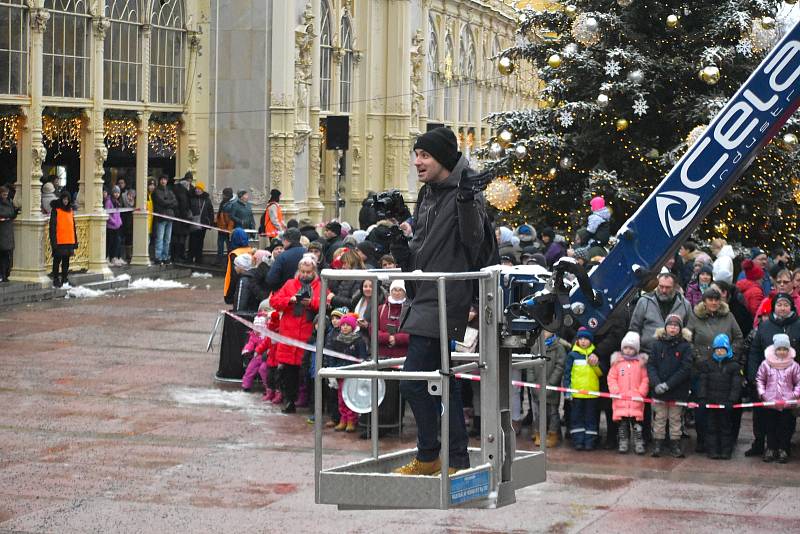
[610,351,649,365]
[655,327,693,342]
[693,300,730,320]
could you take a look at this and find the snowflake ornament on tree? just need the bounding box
[558,111,574,128]
[605,59,622,77]
[736,39,753,57]
[632,96,649,116]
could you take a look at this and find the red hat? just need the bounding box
[742,259,764,281]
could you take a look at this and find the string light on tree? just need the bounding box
[0,115,20,153]
[686,124,708,147]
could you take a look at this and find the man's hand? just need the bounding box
[457,168,495,202]
[654,382,669,395]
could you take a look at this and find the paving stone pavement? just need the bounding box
[1,279,799,533]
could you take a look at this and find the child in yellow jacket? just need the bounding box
[564,327,603,450]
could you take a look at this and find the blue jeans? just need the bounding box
[570,398,599,449]
[154,220,173,261]
[217,232,230,256]
[399,335,469,468]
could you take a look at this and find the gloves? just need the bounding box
[328,377,338,390]
[654,382,669,395]
[457,168,495,202]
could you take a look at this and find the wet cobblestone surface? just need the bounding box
[1,281,799,533]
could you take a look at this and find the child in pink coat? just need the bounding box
[756,333,800,463]
[608,331,649,455]
[241,308,271,392]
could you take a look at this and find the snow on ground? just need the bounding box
[127,278,189,290]
[66,286,107,299]
[191,272,213,279]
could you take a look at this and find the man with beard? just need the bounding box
[629,272,691,354]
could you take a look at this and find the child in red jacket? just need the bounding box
[608,332,649,455]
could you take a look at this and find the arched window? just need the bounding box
[0,0,28,95]
[105,0,142,102]
[150,0,185,104]
[339,14,353,113]
[319,0,332,112]
[43,0,91,98]
[442,33,453,122]
[490,36,501,113]
[458,25,475,123]
[426,16,438,120]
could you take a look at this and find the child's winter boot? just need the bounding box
[617,422,630,454]
[271,390,283,405]
[546,431,560,448]
[262,388,274,402]
[632,424,646,455]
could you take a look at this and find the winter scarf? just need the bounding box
[766,347,796,370]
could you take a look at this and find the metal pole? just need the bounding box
[437,277,450,509]
[537,336,547,455]
[314,272,328,504]
[370,275,379,459]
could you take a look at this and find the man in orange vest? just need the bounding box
[48,190,78,287]
[260,189,286,239]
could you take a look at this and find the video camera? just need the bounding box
[366,189,410,221]
[295,287,312,301]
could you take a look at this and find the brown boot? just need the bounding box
[546,431,560,448]
[393,458,441,476]
[334,421,348,432]
[532,432,541,446]
[345,421,357,433]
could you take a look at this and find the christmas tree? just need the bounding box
[483,1,800,251]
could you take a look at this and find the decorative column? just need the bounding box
[81,8,112,277]
[131,111,151,266]
[178,28,202,178]
[293,3,315,217]
[12,5,49,284]
[306,0,324,221]
[383,0,412,195]
[269,0,298,217]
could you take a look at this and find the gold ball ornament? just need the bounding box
[498,56,515,76]
[786,0,797,4]
[565,4,578,18]
[548,54,562,69]
[714,222,729,237]
[699,66,721,85]
[498,129,513,147]
[761,16,775,29]
[666,14,679,30]
[485,176,521,211]
[783,133,799,149]
[547,167,558,180]
[615,118,630,132]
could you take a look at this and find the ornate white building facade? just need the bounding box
[208,0,536,224]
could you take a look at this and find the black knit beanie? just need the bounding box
[413,127,459,171]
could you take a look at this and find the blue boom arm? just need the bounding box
[524,21,800,334]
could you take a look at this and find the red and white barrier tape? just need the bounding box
[223,311,800,411]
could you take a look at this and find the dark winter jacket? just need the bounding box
[727,286,754,338]
[402,154,496,340]
[299,225,320,243]
[629,291,691,353]
[746,311,800,382]
[232,269,260,313]
[329,278,362,310]
[0,197,18,251]
[366,221,396,256]
[323,235,344,264]
[543,241,566,268]
[686,301,744,367]
[696,357,742,405]
[646,327,694,401]
[172,181,192,236]
[324,328,368,368]
[358,199,378,231]
[227,198,255,230]
[152,185,178,217]
[189,191,215,230]
[265,243,307,292]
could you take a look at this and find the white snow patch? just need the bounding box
[114,273,132,282]
[66,286,107,299]
[191,271,213,278]
[127,277,188,290]
[170,387,268,417]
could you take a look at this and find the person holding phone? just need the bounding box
[374,280,410,359]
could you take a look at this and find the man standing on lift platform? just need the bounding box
[392,127,496,476]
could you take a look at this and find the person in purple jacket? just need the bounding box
[104,187,124,266]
